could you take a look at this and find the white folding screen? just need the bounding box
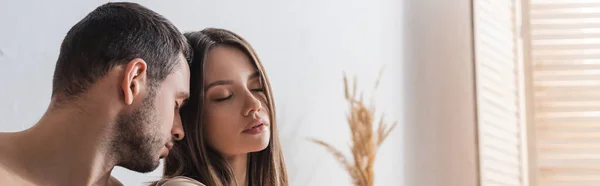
[525,0,600,185]
[473,0,525,185]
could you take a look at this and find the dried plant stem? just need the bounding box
[311,68,397,186]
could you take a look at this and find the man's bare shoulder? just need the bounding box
[0,165,35,186]
[0,132,17,157]
[0,133,34,186]
[0,167,17,185]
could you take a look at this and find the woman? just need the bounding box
[154,28,288,186]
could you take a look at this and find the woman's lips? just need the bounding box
[242,123,267,134]
[243,118,268,134]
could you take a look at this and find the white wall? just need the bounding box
[402,0,479,186]
[0,0,404,185]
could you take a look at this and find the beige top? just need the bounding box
[155,176,206,186]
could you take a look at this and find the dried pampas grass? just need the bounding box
[310,68,397,186]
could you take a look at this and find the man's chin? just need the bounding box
[119,158,160,173]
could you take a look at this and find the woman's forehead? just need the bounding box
[204,47,257,81]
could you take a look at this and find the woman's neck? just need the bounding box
[225,154,248,186]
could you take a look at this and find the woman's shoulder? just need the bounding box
[154,176,206,186]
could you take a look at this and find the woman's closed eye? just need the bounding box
[251,87,265,92]
[215,94,233,102]
[211,86,263,102]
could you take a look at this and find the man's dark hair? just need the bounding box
[52,2,191,102]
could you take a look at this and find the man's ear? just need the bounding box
[122,58,148,105]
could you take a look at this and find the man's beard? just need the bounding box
[112,93,167,173]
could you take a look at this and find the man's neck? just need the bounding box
[225,154,248,186]
[6,100,121,186]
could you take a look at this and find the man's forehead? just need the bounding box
[163,56,190,93]
[166,55,190,81]
[176,54,190,71]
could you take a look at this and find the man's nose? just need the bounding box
[171,115,185,141]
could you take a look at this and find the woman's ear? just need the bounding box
[121,58,148,105]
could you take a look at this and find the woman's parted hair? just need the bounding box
[160,28,288,186]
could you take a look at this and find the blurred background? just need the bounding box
[0,0,404,185]
[2,0,599,185]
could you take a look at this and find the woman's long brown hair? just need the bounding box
[160,28,288,186]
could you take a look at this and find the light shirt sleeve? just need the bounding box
[154,176,206,186]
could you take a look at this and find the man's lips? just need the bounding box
[165,142,174,151]
[160,142,174,158]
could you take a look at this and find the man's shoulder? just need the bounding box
[0,132,17,156]
[0,165,34,186]
[0,133,15,171]
[0,133,31,186]
[0,138,13,178]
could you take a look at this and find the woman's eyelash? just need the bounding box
[213,88,263,102]
[251,87,265,92]
[215,94,233,102]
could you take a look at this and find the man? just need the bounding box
[0,2,191,186]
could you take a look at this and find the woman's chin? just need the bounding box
[247,133,271,152]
